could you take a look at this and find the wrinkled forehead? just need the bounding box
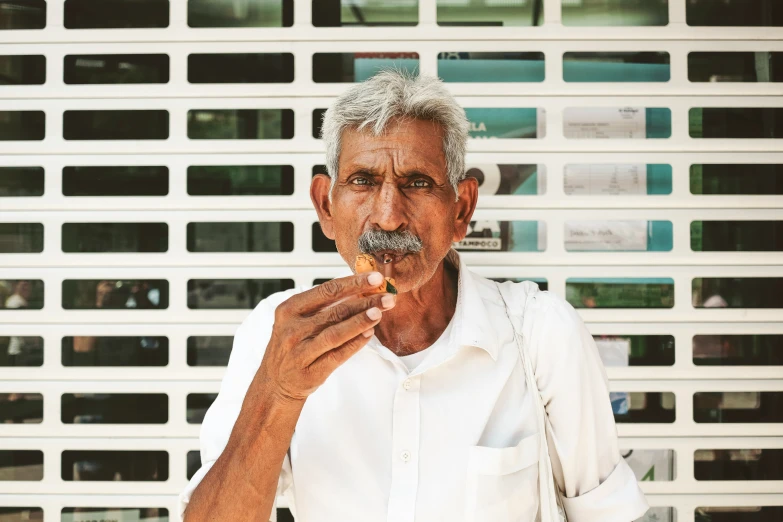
[338,118,447,176]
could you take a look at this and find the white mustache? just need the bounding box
[358,229,423,254]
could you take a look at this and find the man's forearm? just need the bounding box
[184,379,304,522]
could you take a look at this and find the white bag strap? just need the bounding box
[495,281,565,522]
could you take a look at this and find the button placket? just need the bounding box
[386,374,421,522]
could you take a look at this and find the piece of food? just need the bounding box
[355,253,397,295]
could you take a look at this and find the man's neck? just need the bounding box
[374,256,459,357]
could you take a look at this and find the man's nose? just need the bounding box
[370,181,407,232]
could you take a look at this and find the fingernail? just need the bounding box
[381,294,395,309]
[366,307,381,320]
[362,328,374,338]
[367,272,383,286]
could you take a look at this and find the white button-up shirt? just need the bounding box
[179,250,649,522]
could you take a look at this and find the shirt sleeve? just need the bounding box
[178,290,301,522]
[527,291,649,522]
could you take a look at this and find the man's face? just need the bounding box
[311,117,477,293]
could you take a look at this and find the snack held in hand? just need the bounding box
[355,253,397,295]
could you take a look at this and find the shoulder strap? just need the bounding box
[494,281,566,522]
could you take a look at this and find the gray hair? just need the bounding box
[320,69,470,197]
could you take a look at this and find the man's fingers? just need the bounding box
[293,272,385,315]
[309,292,395,332]
[309,330,374,374]
[304,308,382,364]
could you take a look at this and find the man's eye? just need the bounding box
[351,177,371,185]
[411,179,431,188]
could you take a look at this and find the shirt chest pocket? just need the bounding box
[465,431,540,522]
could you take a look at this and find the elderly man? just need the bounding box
[180,70,648,522]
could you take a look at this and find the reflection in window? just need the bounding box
[464,108,544,139]
[63,166,169,196]
[312,108,327,139]
[0,111,45,140]
[438,52,544,83]
[61,451,168,481]
[62,336,168,367]
[690,108,783,139]
[694,392,783,423]
[187,336,233,366]
[437,0,543,26]
[187,222,293,252]
[455,221,546,252]
[64,0,169,29]
[64,54,169,84]
[562,0,668,26]
[621,449,675,481]
[695,506,783,522]
[0,393,42,423]
[0,167,44,197]
[0,223,43,253]
[61,508,168,522]
[62,393,168,424]
[565,220,672,252]
[188,0,292,27]
[0,336,43,367]
[564,107,671,139]
[594,335,675,366]
[0,1,46,30]
[692,278,783,308]
[0,55,45,85]
[0,507,43,521]
[189,53,293,84]
[466,164,544,195]
[187,450,200,480]
[312,0,418,27]
[687,0,782,26]
[693,335,783,366]
[695,449,783,480]
[62,280,168,310]
[0,450,43,480]
[564,52,669,82]
[0,280,44,310]
[691,221,783,252]
[689,52,783,83]
[612,392,675,423]
[565,164,672,196]
[314,53,419,83]
[187,165,294,196]
[566,278,675,308]
[187,279,294,309]
[188,109,293,139]
[63,110,169,140]
[187,393,217,424]
[312,223,337,253]
[690,164,783,195]
[62,223,168,253]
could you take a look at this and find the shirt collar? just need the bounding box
[366,248,500,364]
[447,248,501,361]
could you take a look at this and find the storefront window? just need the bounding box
[437,0,543,26]
[0,223,44,253]
[64,54,169,84]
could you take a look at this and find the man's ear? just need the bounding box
[311,173,336,239]
[452,176,479,242]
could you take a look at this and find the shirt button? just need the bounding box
[400,450,411,463]
[403,379,412,390]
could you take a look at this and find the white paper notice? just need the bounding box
[564,163,647,195]
[565,220,649,251]
[563,107,646,139]
[595,338,631,368]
